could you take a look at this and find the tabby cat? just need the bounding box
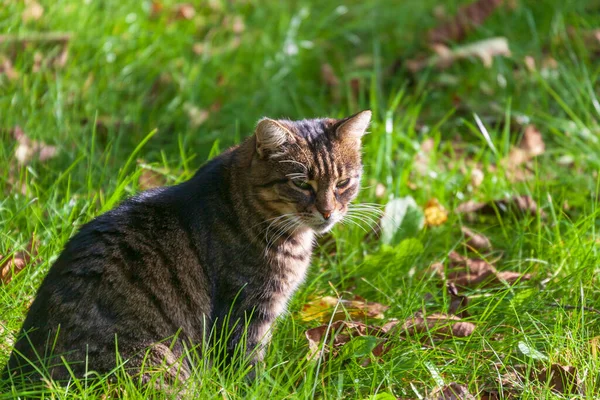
[2,110,372,386]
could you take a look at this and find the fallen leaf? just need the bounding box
[502,125,545,180]
[299,295,389,323]
[427,0,504,44]
[500,362,583,396]
[0,56,19,81]
[534,364,580,395]
[1,237,39,284]
[424,198,448,227]
[407,37,511,72]
[447,282,470,318]
[184,103,209,128]
[455,195,546,219]
[401,312,475,338]
[321,63,341,103]
[12,126,58,166]
[431,251,531,288]
[428,382,476,400]
[461,226,491,251]
[380,196,425,245]
[22,0,44,22]
[138,168,166,191]
[173,3,195,20]
[304,320,391,360]
[470,167,484,187]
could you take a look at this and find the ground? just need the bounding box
[0,0,599,398]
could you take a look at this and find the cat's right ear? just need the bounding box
[255,118,295,159]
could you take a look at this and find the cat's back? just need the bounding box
[7,161,230,378]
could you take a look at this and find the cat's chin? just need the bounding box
[308,220,336,234]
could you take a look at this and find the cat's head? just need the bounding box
[249,111,371,234]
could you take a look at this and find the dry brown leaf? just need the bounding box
[321,63,341,103]
[1,237,39,284]
[1,57,19,81]
[432,251,531,289]
[461,226,491,251]
[12,126,58,166]
[22,0,44,22]
[401,312,475,338]
[535,364,580,395]
[304,320,391,360]
[138,169,166,191]
[447,282,470,318]
[174,3,195,20]
[427,0,504,44]
[184,103,209,128]
[503,125,545,180]
[424,198,448,227]
[455,195,546,218]
[428,382,476,400]
[407,37,511,72]
[299,295,389,323]
[500,363,583,396]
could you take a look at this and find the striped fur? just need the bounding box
[2,111,371,385]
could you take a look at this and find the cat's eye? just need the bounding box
[292,180,312,190]
[336,178,351,188]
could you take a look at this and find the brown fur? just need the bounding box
[2,111,371,387]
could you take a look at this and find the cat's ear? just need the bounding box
[335,110,371,143]
[255,118,295,159]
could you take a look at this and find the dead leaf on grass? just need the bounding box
[0,56,19,81]
[499,363,583,396]
[447,282,470,318]
[461,226,491,251]
[321,63,341,103]
[12,126,58,165]
[173,3,196,20]
[428,382,476,400]
[22,0,44,23]
[502,125,545,180]
[407,37,511,72]
[299,295,389,323]
[1,237,39,284]
[138,168,166,191]
[427,0,504,44]
[184,103,209,128]
[535,364,581,395]
[424,198,448,227]
[401,312,475,338]
[455,195,546,219]
[431,251,531,288]
[304,320,392,360]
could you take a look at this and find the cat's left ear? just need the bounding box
[335,110,371,143]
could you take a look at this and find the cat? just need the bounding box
[1,110,372,387]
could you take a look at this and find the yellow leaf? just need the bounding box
[424,198,448,226]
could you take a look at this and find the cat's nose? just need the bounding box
[319,210,332,220]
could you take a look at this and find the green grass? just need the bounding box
[1,0,600,398]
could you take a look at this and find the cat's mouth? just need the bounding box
[303,216,337,234]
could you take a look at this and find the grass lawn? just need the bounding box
[1,0,599,398]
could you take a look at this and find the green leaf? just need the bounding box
[340,336,378,360]
[380,196,424,245]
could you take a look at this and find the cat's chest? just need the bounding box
[262,230,314,314]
